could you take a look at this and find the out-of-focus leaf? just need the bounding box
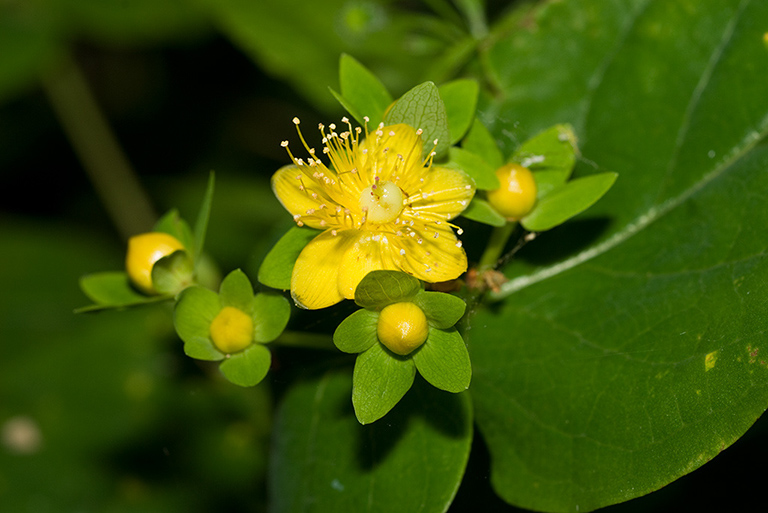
[510,124,577,184]
[461,198,507,226]
[270,368,472,512]
[463,117,503,168]
[472,1,768,511]
[252,292,291,343]
[439,78,479,145]
[219,343,271,387]
[445,147,499,190]
[333,53,392,126]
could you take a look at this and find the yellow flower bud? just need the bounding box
[210,306,254,354]
[377,302,429,356]
[126,232,186,294]
[486,163,537,220]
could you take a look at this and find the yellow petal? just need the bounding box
[337,232,399,300]
[392,223,467,283]
[407,166,475,221]
[271,165,335,230]
[291,229,359,309]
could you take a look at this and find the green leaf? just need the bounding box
[153,209,194,252]
[413,291,466,329]
[252,292,291,343]
[520,172,618,232]
[354,270,422,309]
[334,308,379,354]
[439,79,479,145]
[258,226,320,290]
[270,368,473,513]
[173,286,224,361]
[463,118,503,169]
[413,328,471,393]
[533,169,575,199]
[219,344,271,387]
[192,171,215,263]
[151,250,194,295]
[78,271,150,306]
[476,1,768,511]
[335,53,393,127]
[445,147,500,190]
[219,268,255,312]
[460,198,507,227]
[352,343,416,424]
[384,81,450,159]
[510,124,577,186]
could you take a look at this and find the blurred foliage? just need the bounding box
[3,0,768,512]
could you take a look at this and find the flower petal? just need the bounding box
[392,222,467,283]
[407,165,475,220]
[271,164,335,230]
[291,229,359,309]
[337,232,399,300]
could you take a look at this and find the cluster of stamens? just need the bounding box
[280,117,470,272]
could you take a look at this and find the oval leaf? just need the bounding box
[219,343,271,387]
[445,147,500,190]
[460,198,507,227]
[334,308,379,354]
[354,270,422,309]
[521,172,618,232]
[336,53,393,127]
[258,226,321,290]
[413,328,471,393]
[384,81,450,159]
[352,343,415,424]
[413,291,467,329]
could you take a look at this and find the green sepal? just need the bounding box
[510,124,577,185]
[461,198,507,227]
[219,268,255,312]
[354,270,422,309]
[352,342,416,424]
[413,328,471,393]
[219,343,271,387]
[75,271,171,312]
[192,171,215,263]
[334,308,379,354]
[533,169,575,199]
[438,79,479,145]
[173,286,224,361]
[462,118,503,169]
[521,172,618,232]
[252,292,291,343]
[151,249,194,295]
[445,147,499,190]
[258,226,321,290]
[331,54,393,127]
[412,291,466,329]
[154,209,194,252]
[384,81,450,160]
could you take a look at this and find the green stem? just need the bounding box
[41,53,156,240]
[477,221,516,271]
[272,331,336,351]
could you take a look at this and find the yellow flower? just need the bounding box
[272,117,475,309]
